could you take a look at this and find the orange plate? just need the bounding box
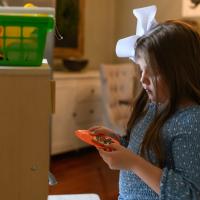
[75,129,119,149]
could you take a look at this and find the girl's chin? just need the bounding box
[148,95,167,104]
[147,94,155,101]
[149,98,168,105]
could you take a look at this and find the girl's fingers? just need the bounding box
[88,126,106,135]
[90,130,105,136]
[100,142,121,150]
[97,143,122,155]
[108,142,122,150]
[97,148,106,158]
[88,126,101,131]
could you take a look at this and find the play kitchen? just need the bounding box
[0,4,56,200]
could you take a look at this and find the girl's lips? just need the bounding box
[145,88,151,94]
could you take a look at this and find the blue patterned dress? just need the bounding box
[119,103,200,200]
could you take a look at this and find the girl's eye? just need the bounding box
[139,69,143,74]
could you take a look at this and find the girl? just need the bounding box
[89,20,200,200]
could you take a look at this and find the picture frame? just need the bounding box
[54,0,84,58]
[182,0,200,17]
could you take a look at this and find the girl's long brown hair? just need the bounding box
[126,20,200,167]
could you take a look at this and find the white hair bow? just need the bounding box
[115,5,157,62]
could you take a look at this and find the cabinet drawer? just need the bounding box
[71,101,103,128]
[75,79,101,103]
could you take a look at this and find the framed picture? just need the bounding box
[54,0,84,58]
[182,0,200,17]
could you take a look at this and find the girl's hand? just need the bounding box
[98,142,162,194]
[88,125,120,141]
[97,143,136,170]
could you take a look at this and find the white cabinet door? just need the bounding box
[51,71,103,155]
[51,79,83,154]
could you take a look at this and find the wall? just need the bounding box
[114,0,183,62]
[3,0,193,68]
[115,0,183,40]
[4,0,116,69]
[84,0,115,69]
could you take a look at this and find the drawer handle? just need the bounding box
[89,109,94,114]
[72,112,77,117]
[91,89,95,94]
[31,165,39,172]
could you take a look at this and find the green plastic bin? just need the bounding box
[0,13,54,66]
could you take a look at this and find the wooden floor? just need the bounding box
[49,147,119,200]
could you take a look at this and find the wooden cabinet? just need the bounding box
[51,71,103,155]
[0,63,53,200]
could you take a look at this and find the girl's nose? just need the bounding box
[140,72,150,86]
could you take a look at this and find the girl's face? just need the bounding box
[136,55,169,104]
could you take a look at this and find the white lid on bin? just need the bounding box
[0,6,55,16]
